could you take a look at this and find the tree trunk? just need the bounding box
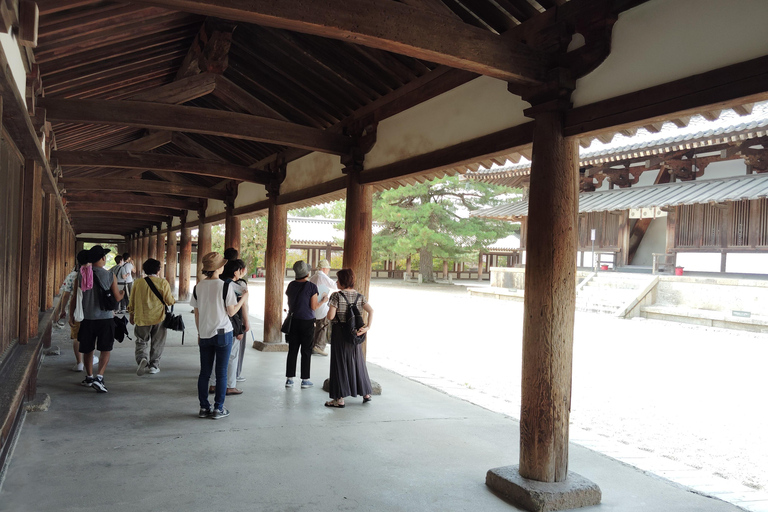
[419,247,434,283]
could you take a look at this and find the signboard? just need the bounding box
[732,310,751,318]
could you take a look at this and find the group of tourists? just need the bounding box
[58,244,375,418]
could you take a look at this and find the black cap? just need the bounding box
[87,245,111,263]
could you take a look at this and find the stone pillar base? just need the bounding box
[252,341,289,352]
[486,465,601,512]
[322,379,382,395]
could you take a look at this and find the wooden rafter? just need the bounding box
[53,150,272,184]
[39,98,353,155]
[64,191,202,210]
[60,177,228,200]
[67,202,182,217]
[138,0,548,84]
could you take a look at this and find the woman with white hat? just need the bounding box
[191,252,248,420]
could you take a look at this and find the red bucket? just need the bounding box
[675,266,684,276]
[600,265,609,271]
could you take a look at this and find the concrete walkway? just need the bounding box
[0,307,745,512]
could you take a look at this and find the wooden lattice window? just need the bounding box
[675,204,722,248]
[756,198,768,247]
[728,200,750,247]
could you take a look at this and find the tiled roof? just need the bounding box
[472,173,768,220]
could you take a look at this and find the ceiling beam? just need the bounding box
[64,191,202,210]
[53,150,272,184]
[126,72,217,104]
[138,0,548,84]
[67,202,183,216]
[60,177,228,200]
[39,97,352,155]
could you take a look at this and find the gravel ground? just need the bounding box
[362,280,768,492]
[245,279,768,492]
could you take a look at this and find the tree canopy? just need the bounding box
[372,176,517,281]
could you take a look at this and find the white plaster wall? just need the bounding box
[699,159,748,181]
[725,253,768,275]
[282,151,344,195]
[365,76,531,169]
[676,252,721,272]
[634,169,658,187]
[573,0,768,107]
[235,182,269,209]
[632,217,667,267]
[0,32,26,103]
[207,199,225,217]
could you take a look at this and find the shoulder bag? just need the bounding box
[145,277,186,339]
[281,281,307,334]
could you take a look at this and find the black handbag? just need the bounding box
[144,277,186,340]
[281,282,307,335]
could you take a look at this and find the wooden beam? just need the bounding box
[39,98,352,155]
[140,0,547,84]
[110,131,173,151]
[212,75,288,121]
[53,150,272,184]
[126,72,217,104]
[71,211,171,223]
[66,202,182,217]
[64,191,202,210]
[60,177,228,200]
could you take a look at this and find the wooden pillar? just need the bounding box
[259,196,288,346]
[178,211,192,301]
[140,229,149,276]
[224,187,241,252]
[148,226,157,260]
[166,227,177,294]
[326,244,332,262]
[519,106,578,483]
[665,208,677,266]
[155,223,164,277]
[19,160,43,343]
[443,260,448,279]
[40,193,56,310]
[342,162,373,302]
[197,207,211,281]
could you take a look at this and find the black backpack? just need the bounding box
[97,278,119,311]
[193,280,244,336]
[337,292,366,345]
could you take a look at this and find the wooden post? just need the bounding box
[156,223,164,278]
[519,106,578,483]
[197,207,211,281]
[166,226,177,294]
[665,208,677,268]
[19,160,43,343]
[224,187,241,252]
[617,211,630,267]
[342,159,373,302]
[178,211,192,301]
[40,193,55,310]
[442,260,448,279]
[477,252,484,281]
[258,196,288,347]
[148,226,157,260]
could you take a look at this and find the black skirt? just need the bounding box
[328,322,372,399]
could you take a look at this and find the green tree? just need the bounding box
[373,176,517,282]
[290,200,346,219]
[211,217,271,272]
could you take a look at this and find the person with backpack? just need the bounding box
[324,268,374,408]
[284,260,325,390]
[128,258,175,376]
[191,252,248,420]
[68,245,124,393]
[208,259,249,395]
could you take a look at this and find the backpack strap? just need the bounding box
[144,277,167,307]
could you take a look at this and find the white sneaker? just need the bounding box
[236,376,246,382]
[72,362,84,372]
[137,358,148,376]
[93,355,100,365]
[148,366,159,374]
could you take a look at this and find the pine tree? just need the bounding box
[372,176,517,282]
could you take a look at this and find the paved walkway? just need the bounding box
[0,306,748,512]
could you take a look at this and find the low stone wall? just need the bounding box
[490,267,592,291]
[656,276,768,316]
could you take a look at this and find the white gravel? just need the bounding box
[361,281,768,492]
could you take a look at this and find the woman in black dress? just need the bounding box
[325,268,374,408]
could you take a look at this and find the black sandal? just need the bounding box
[325,400,345,408]
[363,395,372,403]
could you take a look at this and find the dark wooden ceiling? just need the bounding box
[36,0,565,235]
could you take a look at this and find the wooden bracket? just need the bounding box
[265,157,286,198]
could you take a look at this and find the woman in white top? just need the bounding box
[190,252,248,420]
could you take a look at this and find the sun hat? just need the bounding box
[201,252,226,272]
[86,245,111,263]
[316,259,331,270]
[293,260,309,279]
